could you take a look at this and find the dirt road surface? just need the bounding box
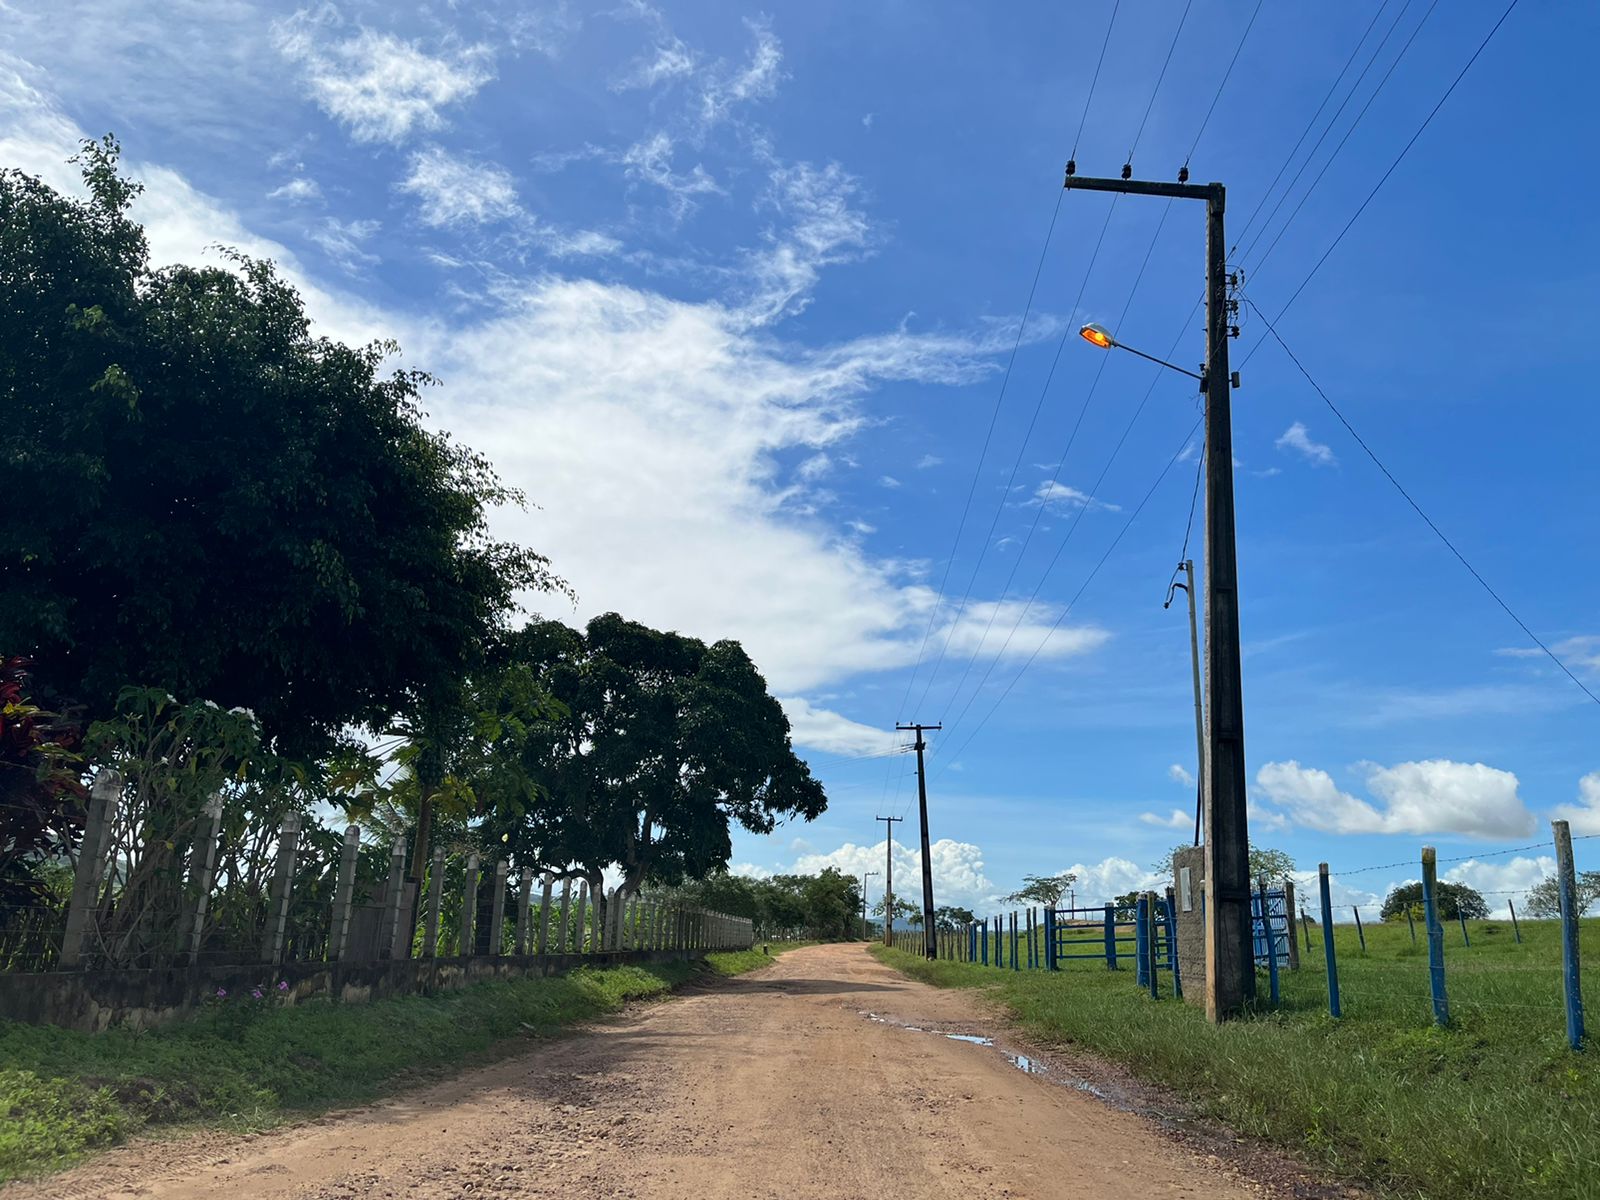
[9,943,1275,1200]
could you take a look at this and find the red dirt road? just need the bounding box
[9,943,1269,1199]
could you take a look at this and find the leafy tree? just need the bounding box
[1379,881,1489,922]
[934,905,975,931]
[494,615,826,909]
[873,894,919,926]
[1523,873,1600,919]
[1004,872,1078,907]
[1152,844,1297,883]
[1,137,562,777]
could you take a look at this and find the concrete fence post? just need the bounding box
[1554,819,1586,1051]
[423,847,445,958]
[537,874,554,955]
[61,770,120,968]
[557,878,572,952]
[330,825,361,962]
[382,837,409,960]
[459,853,480,956]
[488,860,509,955]
[262,811,301,965]
[515,868,534,954]
[575,883,589,952]
[186,794,225,965]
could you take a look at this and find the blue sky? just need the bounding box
[5,0,1597,917]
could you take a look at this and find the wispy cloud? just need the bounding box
[305,215,380,272]
[915,453,942,469]
[780,697,900,757]
[1275,421,1337,467]
[1031,481,1121,512]
[273,12,493,145]
[1497,635,1600,673]
[268,176,322,203]
[399,146,520,228]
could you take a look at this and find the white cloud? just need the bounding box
[779,697,899,758]
[729,861,773,880]
[878,475,901,489]
[1442,856,1558,917]
[791,839,996,911]
[862,113,875,129]
[1255,759,1535,839]
[614,37,697,91]
[1060,857,1165,907]
[619,132,723,218]
[915,454,941,469]
[1274,421,1337,467]
[1552,771,1600,835]
[1288,869,1383,918]
[1031,481,1120,512]
[932,600,1110,666]
[1168,763,1195,787]
[1139,809,1192,830]
[796,452,832,482]
[305,215,380,271]
[697,19,782,127]
[846,519,876,536]
[268,176,322,203]
[273,13,492,145]
[1497,635,1600,674]
[399,146,520,228]
[746,160,870,323]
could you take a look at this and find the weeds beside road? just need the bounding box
[0,947,792,1182]
[875,917,1600,1200]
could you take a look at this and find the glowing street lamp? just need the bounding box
[1077,322,1202,382]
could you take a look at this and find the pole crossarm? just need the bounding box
[1063,172,1222,206]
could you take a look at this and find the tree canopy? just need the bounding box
[1379,881,1489,922]
[1,138,561,760]
[1003,872,1078,907]
[1152,844,1297,883]
[1521,873,1600,919]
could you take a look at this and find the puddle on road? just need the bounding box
[858,1010,1133,1110]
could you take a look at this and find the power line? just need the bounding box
[931,416,1204,780]
[1245,297,1600,710]
[1183,0,1266,170]
[1070,0,1122,165]
[1125,0,1196,170]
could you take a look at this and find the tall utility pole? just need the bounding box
[896,722,942,959]
[1062,168,1253,1020]
[874,815,902,946]
[1165,559,1207,846]
[860,870,879,941]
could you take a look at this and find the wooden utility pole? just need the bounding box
[874,815,903,946]
[1062,168,1253,1020]
[897,722,942,959]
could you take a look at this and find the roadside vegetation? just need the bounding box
[0,948,788,1182]
[875,916,1600,1200]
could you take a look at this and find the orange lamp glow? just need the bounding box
[1079,322,1115,350]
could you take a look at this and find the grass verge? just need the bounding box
[874,917,1600,1200]
[0,947,792,1182]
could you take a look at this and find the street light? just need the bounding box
[1078,323,1203,382]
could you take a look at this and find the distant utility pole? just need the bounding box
[874,815,903,947]
[1165,559,1207,847]
[897,722,942,960]
[1062,166,1253,1021]
[860,870,879,941]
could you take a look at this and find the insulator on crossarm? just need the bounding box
[1066,159,1076,177]
[1121,162,1132,180]
[1178,165,1189,183]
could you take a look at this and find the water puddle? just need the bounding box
[945,1033,993,1046]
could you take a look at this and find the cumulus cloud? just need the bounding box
[1552,771,1600,835]
[1255,759,1535,839]
[273,13,492,145]
[790,839,996,911]
[779,697,900,758]
[1274,421,1337,467]
[1442,856,1557,917]
[1168,763,1196,787]
[398,146,520,228]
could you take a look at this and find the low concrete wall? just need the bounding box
[1172,846,1206,1006]
[0,949,706,1034]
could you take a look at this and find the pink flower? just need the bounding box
[277,980,289,992]
[251,988,263,1000]
[215,987,227,999]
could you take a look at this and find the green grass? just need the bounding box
[0,948,789,1182]
[702,939,818,976]
[875,916,1600,1200]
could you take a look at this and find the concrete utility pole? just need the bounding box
[1063,167,1253,1020]
[1165,559,1207,846]
[897,723,942,959]
[860,870,879,941]
[874,815,903,946]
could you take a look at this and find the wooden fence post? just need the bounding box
[262,811,301,965]
[1259,878,1278,1005]
[1421,846,1449,1027]
[557,878,572,952]
[1352,905,1366,953]
[1553,819,1586,1051]
[537,874,554,955]
[1282,879,1300,970]
[459,853,480,956]
[61,770,120,968]
[1318,863,1340,1019]
[515,868,534,954]
[330,825,361,962]
[423,847,445,959]
[1508,898,1522,944]
[383,838,408,960]
[488,860,509,955]
[186,794,225,965]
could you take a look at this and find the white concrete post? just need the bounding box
[557,878,572,952]
[262,811,301,964]
[488,860,509,955]
[61,771,119,968]
[423,847,445,958]
[537,874,555,955]
[459,853,480,956]
[330,825,361,962]
[382,837,408,959]
[186,794,226,965]
[515,867,534,954]
[575,883,589,953]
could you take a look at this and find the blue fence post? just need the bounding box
[1044,908,1057,970]
[1134,896,1150,990]
[1318,863,1341,1019]
[980,919,988,966]
[1145,892,1161,999]
[1554,820,1586,1051]
[1011,911,1020,972]
[1260,878,1279,1006]
[1508,898,1522,944]
[1352,905,1366,953]
[1104,903,1117,971]
[1457,910,1471,948]
[1422,846,1450,1027]
[1164,888,1183,1000]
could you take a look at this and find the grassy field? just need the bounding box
[0,945,790,1181]
[875,916,1600,1200]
